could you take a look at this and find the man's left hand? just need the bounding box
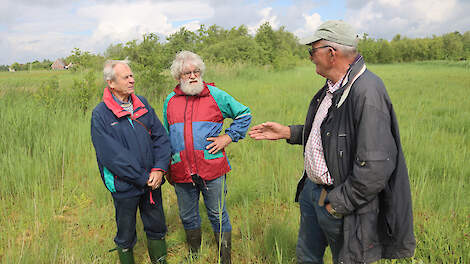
[147,171,164,190]
[325,203,333,214]
[206,134,232,154]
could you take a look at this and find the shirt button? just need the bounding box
[326,132,331,136]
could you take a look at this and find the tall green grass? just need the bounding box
[0,62,468,263]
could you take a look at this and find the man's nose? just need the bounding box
[129,77,135,83]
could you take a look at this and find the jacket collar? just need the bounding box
[102,87,148,118]
[336,55,367,108]
[173,81,214,97]
[341,55,365,88]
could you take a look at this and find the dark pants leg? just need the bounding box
[139,188,167,240]
[113,189,167,248]
[296,179,343,264]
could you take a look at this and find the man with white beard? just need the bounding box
[163,51,251,264]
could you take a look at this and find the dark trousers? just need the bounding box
[296,179,343,264]
[112,188,167,249]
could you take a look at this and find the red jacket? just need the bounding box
[163,82,251,183]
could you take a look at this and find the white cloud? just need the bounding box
[1,0,214,64]
[1,0,469,65]
[346,0,468,39]
[247,7,280,35]
[293,13,322,39]
[79,1,213,51]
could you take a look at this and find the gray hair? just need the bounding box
[103,59,130,82]
[322,40,358,58]
[170,50,205,81]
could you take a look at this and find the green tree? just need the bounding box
[164,27,199,66]
[358,34,379,63]
[376,39,394,63]
[461,31,470,59]
[66,48,105,71]
[10,62,21,71]
[104,43,126,60]
[255,22,278,65]
[442,32,464,60]
[123,33,171,98]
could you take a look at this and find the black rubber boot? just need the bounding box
[147,238,167,264]
[117,247,135,264]
[185,228,202,255]
[214,232,231,264]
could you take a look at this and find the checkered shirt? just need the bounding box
[304,79,342,185]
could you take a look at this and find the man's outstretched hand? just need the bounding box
[248,122,291,140]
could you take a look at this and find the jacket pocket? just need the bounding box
[171,152,181,164]
[103,166,116,193]
[349,197,381,262]
[203,149,224,160]
[356,151,391,164]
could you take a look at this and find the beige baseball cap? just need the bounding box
[300,20,359,47]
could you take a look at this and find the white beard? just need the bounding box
[180,77,204,95]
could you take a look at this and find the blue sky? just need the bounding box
[1,0,469,65]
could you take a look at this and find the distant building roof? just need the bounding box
[51,59,66,70]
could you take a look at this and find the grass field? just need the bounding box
[0,61,469,263]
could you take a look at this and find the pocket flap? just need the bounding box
[171,152,181,164]
[356,151,390,162]
[204,149,224,160]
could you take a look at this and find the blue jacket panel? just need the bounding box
[91,89,171,199]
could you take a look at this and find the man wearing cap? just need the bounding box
[249,20,415,263]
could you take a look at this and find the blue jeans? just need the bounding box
[174,175,232,233]
[296,179,343,264]
[112,188,167,249]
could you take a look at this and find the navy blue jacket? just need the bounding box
[91,87,171,199]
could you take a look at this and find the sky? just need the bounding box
[1,0,469,65]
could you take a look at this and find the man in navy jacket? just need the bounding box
[91,60,171,263]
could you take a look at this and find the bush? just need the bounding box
[71,71,98,114]
[34,77,60,109]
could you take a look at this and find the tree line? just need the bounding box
[3,59,53,71]
[2,23,469,72]
[359,31,470,63]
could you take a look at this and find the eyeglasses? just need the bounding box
[308,45,336,56]
[182,69,201,78]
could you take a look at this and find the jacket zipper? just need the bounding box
[190,97,199,176]
[184,96,202,187]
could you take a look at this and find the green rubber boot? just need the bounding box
[117,247,135,264]
[148,238,168,264]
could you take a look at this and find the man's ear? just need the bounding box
[106,79,113,88]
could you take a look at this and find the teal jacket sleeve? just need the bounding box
[209,86,252,142]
